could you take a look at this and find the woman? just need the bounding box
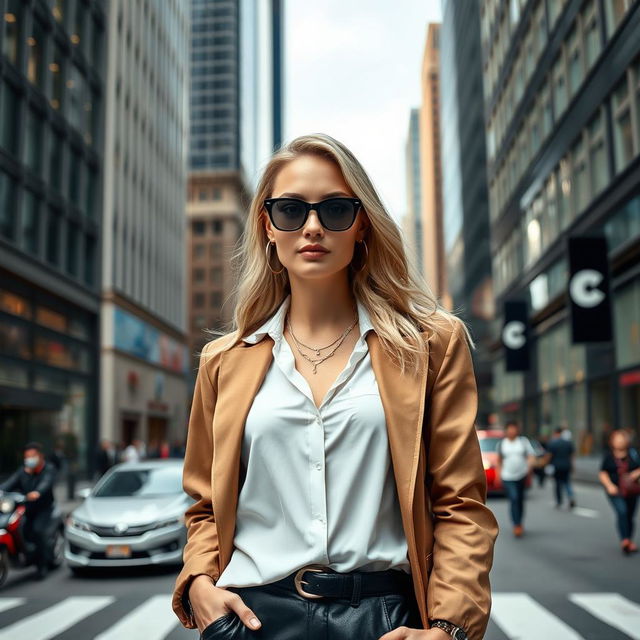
[172,134,498,640]
[599,429,640,554]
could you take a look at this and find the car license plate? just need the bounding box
[106,545,131,558]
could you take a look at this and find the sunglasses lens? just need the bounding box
[271,199,307,230]
[319,199,357,231]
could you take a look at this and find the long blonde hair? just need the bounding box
[205,133,473,376]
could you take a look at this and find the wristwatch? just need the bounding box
[429,619,468,639]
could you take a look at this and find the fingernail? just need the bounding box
[250,617,261,628]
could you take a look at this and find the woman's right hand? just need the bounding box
[189,575,262,634]
[606,484,619,496]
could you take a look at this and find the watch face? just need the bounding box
[453,629,467,640]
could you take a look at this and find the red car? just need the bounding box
[477,429,534,496]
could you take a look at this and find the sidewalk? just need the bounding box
[572,455,602,485]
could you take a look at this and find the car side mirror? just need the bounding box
[77,487,92,499]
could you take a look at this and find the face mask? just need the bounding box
[24,456,40,469]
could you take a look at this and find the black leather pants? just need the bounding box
[200,571,422,640]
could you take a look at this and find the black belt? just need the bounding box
[269,564,414,607]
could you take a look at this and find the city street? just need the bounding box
[0,481,637,639]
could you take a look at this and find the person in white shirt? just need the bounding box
[497,421,537,537]
[174,133,498,640]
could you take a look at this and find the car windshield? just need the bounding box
[479,437,501,452]
[93,467,182,498]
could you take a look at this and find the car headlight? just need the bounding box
[68,517,92,532]
[0,499,15,513]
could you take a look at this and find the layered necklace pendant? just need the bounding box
[286,312,358,374]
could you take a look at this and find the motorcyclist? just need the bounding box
[0,441,57,579]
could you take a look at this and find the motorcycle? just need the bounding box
[0,491,65,586]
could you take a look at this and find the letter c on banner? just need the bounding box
[502,320,526,350]
[569,269,605,308]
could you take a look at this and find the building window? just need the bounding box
[566,25,583,98]
[558,158,572,230]
[212,187,223,200]
[605,0,634,38]
[0,171,16,240]
[194,244,205,258]
[0,81,20,155]
[587,109,608,196]
[210,267,222,284]
[198,188,208,201]
[3,0,22,65]
[66,223,79,277]
[46,208,61,265]
[552,54,568,119]
[612,75,634,173]
[22,189,40,255]
[210,291,222,307]
[193,268,205,283]
[193,293,205,308]
[193,221,206,236]
[212,220,223,234]
[24,107,44,175]
[582,0,601,70]
[27,18,46,89]
[571,136,588,216]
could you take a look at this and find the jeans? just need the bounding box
[553,468,574,506]
[200,571,422,640]
[607,493,638,540]
[503,478,526,526]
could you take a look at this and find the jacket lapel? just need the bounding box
[211,331,429,574]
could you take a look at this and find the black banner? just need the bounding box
[503,301,529,372]
[567,236,612,343]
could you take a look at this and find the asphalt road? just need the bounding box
[0,480,637,639]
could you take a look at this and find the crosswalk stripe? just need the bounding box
[491,593,584,640]
[0,596,114,640]
[94,595,177,640]
[0,598,25,613]
[570,593,640,640]
[571,507,599,518]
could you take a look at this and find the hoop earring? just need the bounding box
[351,239,368,273]
[266,241,285,274]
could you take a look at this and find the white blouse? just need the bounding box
[215,294,411,588]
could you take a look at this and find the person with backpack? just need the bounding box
[496,420,537,537]
[599,429,640,554]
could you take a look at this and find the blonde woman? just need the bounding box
[172,134,498,640]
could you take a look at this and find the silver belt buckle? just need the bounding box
[294,564,331,599]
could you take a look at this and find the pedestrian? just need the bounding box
[598,429,640,554]
[546,426,576,509]
[533,434,549,488]
[94,439,116,478]
[171,133,498,640]
[497,420,537,537]
[121,441,140,463]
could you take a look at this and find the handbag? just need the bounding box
[614,454,640,497]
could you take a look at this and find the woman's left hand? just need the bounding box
[378,627,452,639]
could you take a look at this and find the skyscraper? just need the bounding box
[187,0,284,363]
[0,0,106,473]
[440,0,494,424]
[100,0,191,453]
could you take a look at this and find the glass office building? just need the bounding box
[0,0,106,472]
[481,0,640,452]
[440,0,494,424]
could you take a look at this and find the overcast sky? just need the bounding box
[284,1,443,223]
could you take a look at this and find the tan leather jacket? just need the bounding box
[172,320,499,639]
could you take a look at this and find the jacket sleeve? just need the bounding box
[424,320,499,640]
[172,339,223,629]
[34,465,56,497]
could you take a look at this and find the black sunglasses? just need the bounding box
[263,197,362,232]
